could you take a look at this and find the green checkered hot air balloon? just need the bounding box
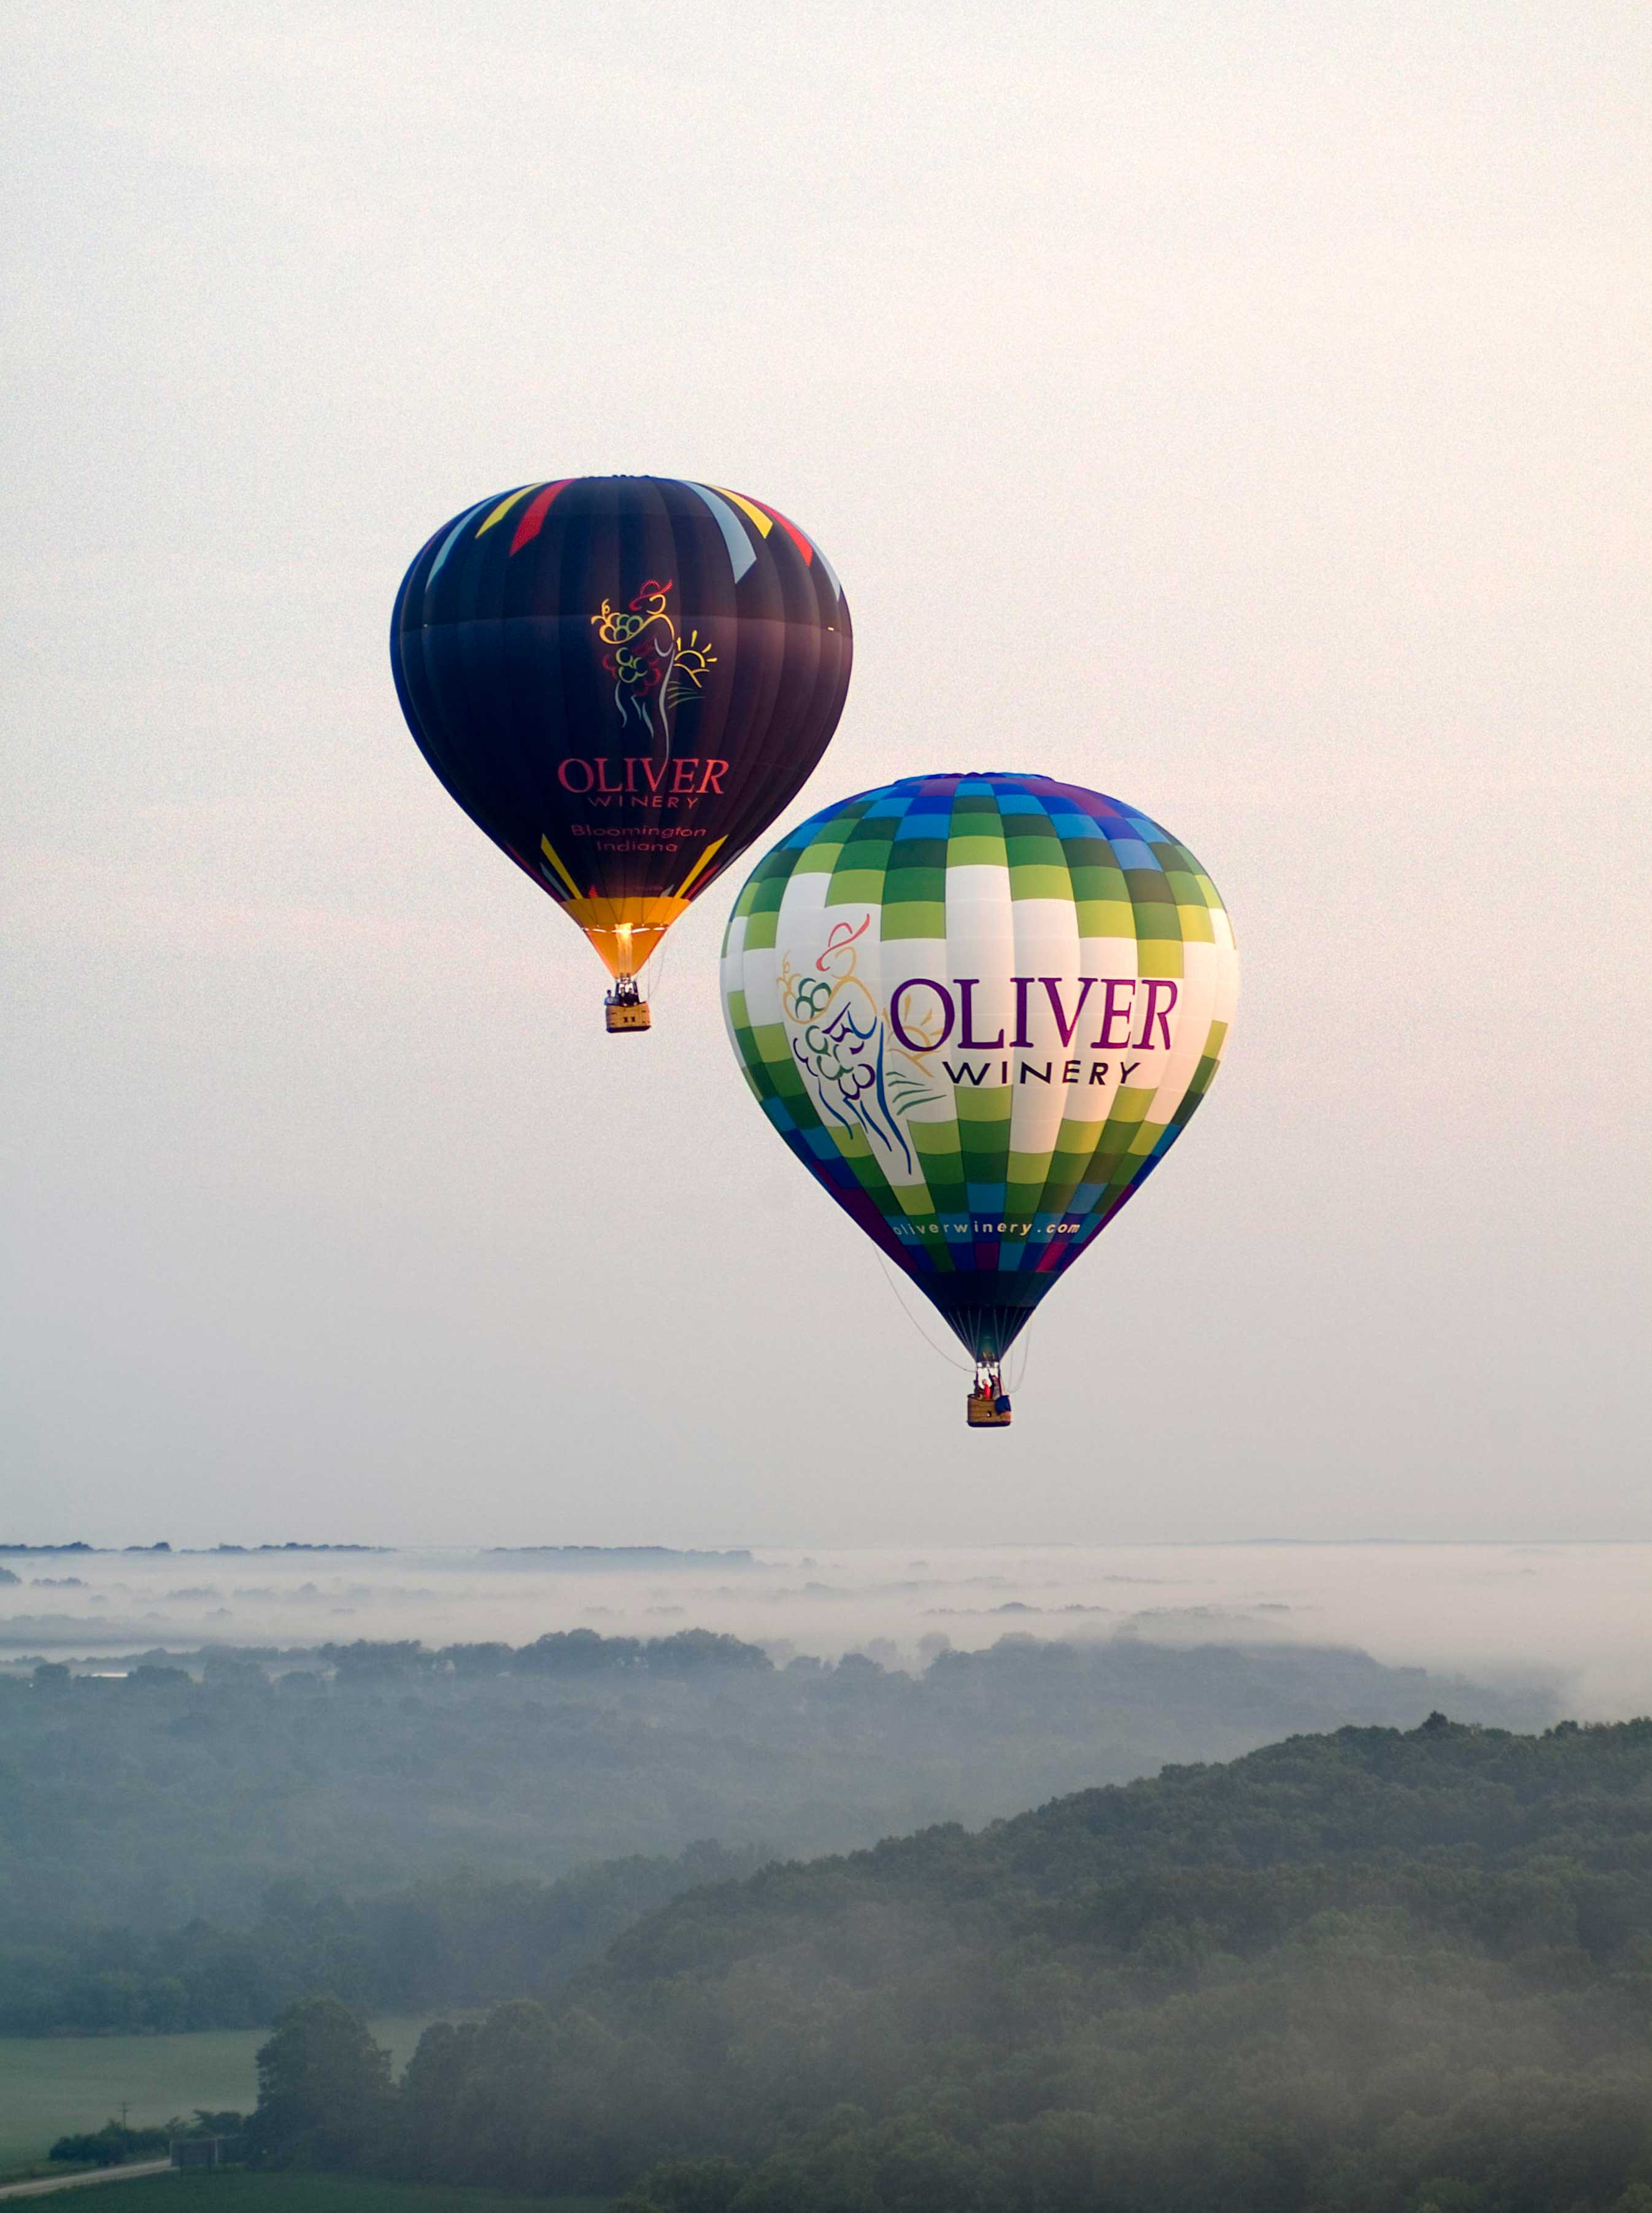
[720,773,1239,1427]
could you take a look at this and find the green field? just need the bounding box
[0,2019,444,2172]
[17,2180,604,2212]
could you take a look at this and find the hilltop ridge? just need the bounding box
[338,1714,1652,2212]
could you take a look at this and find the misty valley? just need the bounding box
[15,1625,1652,2208]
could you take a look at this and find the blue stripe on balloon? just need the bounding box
[424,497,499,596]
[685,483,758,581]
[811,539,846,603]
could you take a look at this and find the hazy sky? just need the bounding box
[4,2,1648,1548]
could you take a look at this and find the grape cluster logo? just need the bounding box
[779,917,943,1173]
[591,580,717,759]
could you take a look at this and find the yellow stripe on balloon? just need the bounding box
[476,485,539,536]
[673,835,727,899]
[539,833,582,897]
[709,486,772,536]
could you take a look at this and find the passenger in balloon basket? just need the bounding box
[967,1358,1013,1430]
[603,974,651,1034]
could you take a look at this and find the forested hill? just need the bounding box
[597,1710,1652,1994]
[310,1715,1652,2213]
[0,1629,1545,1931]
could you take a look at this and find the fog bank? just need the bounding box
[7,1539,1651,1717]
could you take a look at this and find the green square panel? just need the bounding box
[1076,897,1137,938]
[827,868,892,904]
[1008,863,1071,900]
[947,834,1009,868]
[1136,938,1184,978]
[881,900,948,941]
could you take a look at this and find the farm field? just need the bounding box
[0,2020,443,2173]
[17,2180,604,2212]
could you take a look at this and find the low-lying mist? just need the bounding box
[257,1718,1652,2213]
[1,1621,1551,1939]
[6,1539,1650,1714]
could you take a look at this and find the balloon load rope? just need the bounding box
[1006,1329,1032,1393]
[874,1256,975,1373]
[646,925,671,1000]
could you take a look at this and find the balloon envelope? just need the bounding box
[721,773,1238,1368]
[392,477,852,986]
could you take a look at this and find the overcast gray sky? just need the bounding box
[3,2,1648,1548]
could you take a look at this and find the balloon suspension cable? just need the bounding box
[1006,1327,1033,1393]
[644,924,670,1002]
[874,1256,975,1373]
[610,919,670,1000]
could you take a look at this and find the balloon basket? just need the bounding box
[967,1380,1013,1428]
[604,998,652,1034]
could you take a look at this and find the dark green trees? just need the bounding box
[250,1717,1652,2211]
[247,1998,393,2168]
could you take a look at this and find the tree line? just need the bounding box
[0,1842,765,2036]
[48,2114,244,2168]
[244,1717,1652,2213]
[1,1628,1539,1963]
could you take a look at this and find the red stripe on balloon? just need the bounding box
[746,497,814,565]
[509,480,571,554]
